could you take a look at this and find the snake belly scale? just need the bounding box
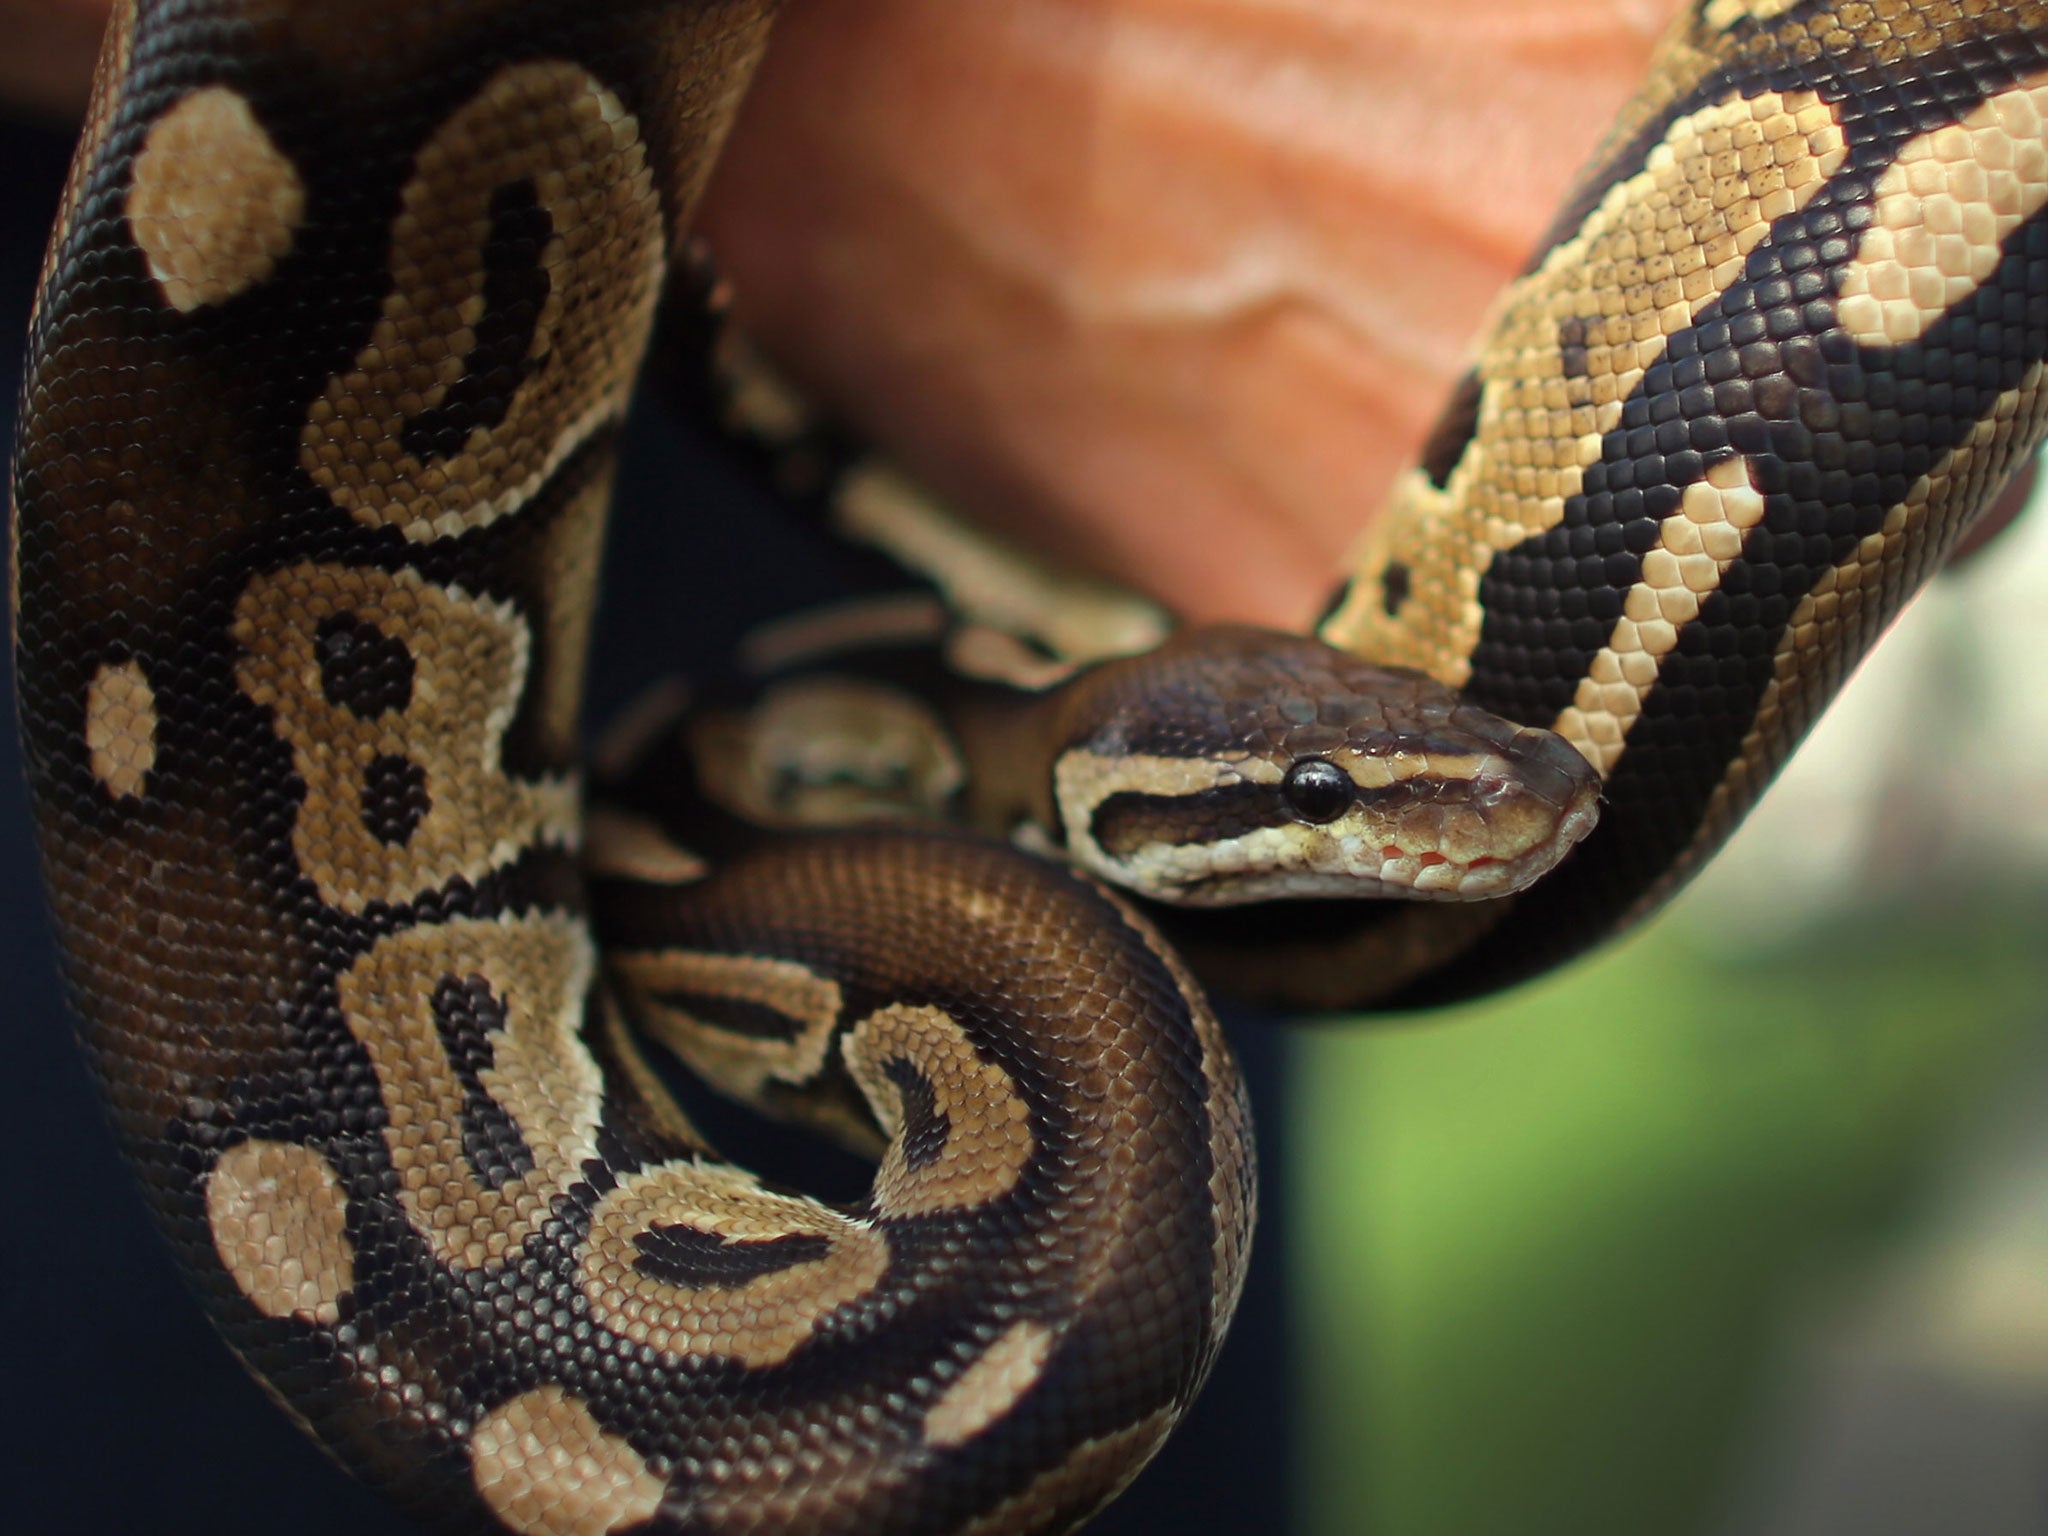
[11,3,2048,1535]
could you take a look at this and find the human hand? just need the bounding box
[699,0,1681,625]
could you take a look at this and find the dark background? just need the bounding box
[0,109,1293,1533]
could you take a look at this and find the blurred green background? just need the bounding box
[1292,493,2048,1536]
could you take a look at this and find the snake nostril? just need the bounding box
[1281,758,1352,824]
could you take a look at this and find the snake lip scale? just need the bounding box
[13,2,2048,1533]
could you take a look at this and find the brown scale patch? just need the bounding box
[580,1162,889,1369]
[1681,361,2048,891]
[1322,89,1848,688]
[300,61,664,542]
[262,0,512,72]
[843,1003,1035,1218]
[338,913,601,1271]
[34,811,310,1150]
[607,950,842,1102]
[582,807,708,887]
[1112,887,1254,1340]
[1837,73,2048,348]
[36,0,134,306]
[1174,896,1511,1012]
[126,85,305,313]
[531,468,613,761]
[690,677,965,828]
[737,592,950,676]
[623,7,780,247]
[234,562,575,914]
[83,658,157,801]
[205,1138,354,1325]
[953,1409,1177,1536]
[468,1383,666,1536]
[924,1320,1056,1448]
[1555,453,1772,773]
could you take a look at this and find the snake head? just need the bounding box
[1044,626,1600,905]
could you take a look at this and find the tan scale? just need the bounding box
[204,1138,355,1325]
[1555,453,1772,773]
[608,949,844,1104]
[468,1383,668,1536]
[1837,72,2048,347]
[83,658,158,801]
[737,592,951,676]
[588,677,691,782]
[842,1003,1036,1218]
[1323,88,1850,690]
[944,624,1091,693]
[713,323,820,446]
[337,912,602,1270]
[579,1161,890,1368]
[1702,0,1808,30]
[582,806,710,886]
[126,85,305,313]
[300,61,664,542]
[233,561,576,913]
[690,676,966,828]
[924,1321,1057,1449]
[834,461,1171,669]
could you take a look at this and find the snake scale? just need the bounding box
[12,1,2048,1533]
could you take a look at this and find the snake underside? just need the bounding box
[12,2,2048,1534]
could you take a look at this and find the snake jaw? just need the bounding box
[1077,763,1601,906]
[1367,772,1604,900]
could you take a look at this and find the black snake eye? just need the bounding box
[1281,758,1351,824]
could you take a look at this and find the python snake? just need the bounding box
[12,2,2048,1533]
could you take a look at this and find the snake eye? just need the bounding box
[1281,757,1351,824]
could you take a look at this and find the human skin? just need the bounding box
[695,0,1681,625]
[0,0,104,120]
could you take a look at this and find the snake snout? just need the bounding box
[1400,715,1601,894]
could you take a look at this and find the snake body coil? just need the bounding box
[12,2,2048,1534]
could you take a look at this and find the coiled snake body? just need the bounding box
[12,3,2048,1533]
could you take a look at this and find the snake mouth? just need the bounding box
[1364,775,1603,899]
[1123,769,1604,906]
